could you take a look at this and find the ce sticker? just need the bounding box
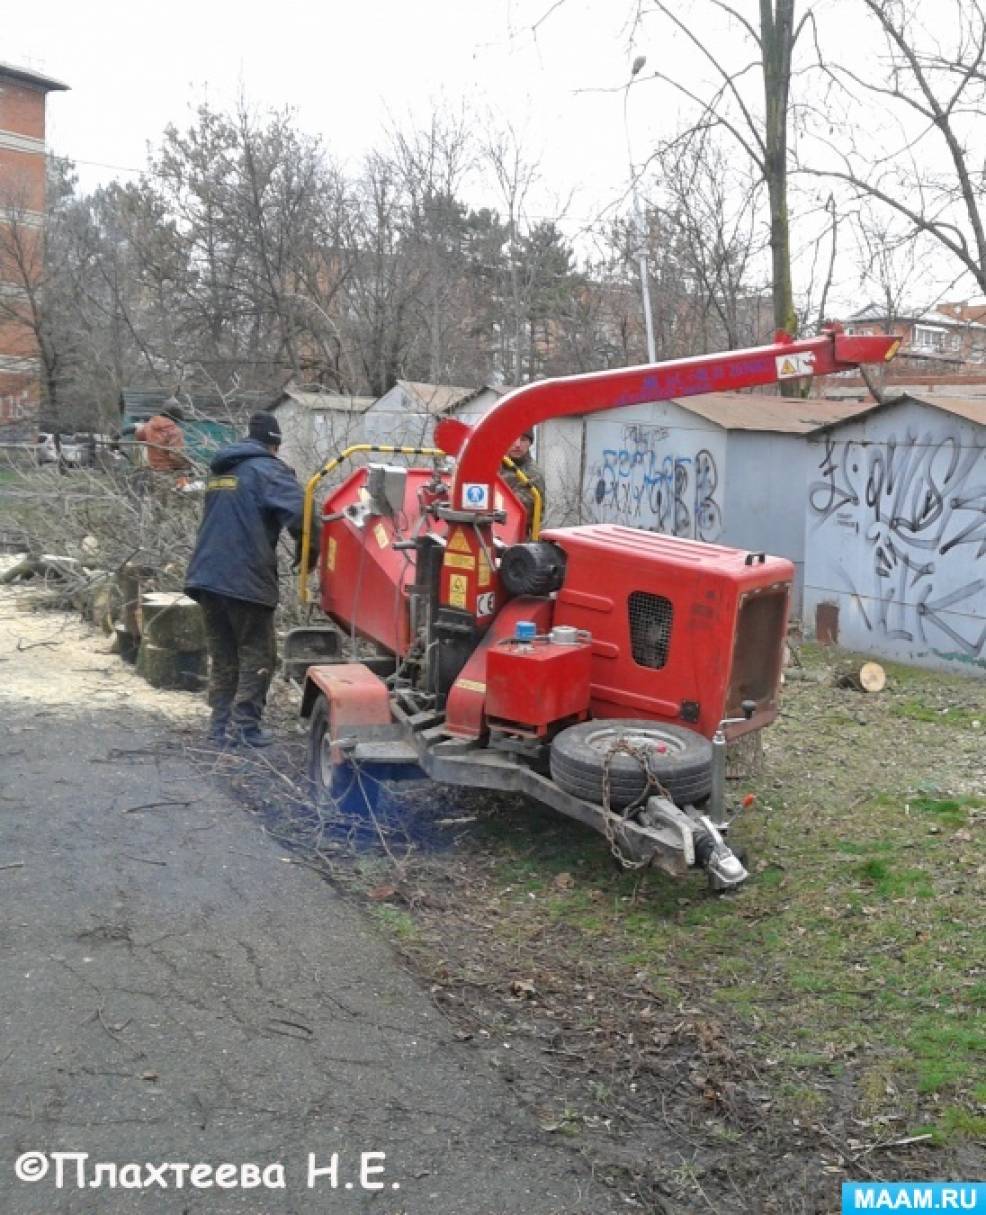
[476,592,496,617]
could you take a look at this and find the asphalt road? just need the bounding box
[0,619,622,1214]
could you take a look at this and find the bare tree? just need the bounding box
[639,1,810,387]
[650,130,769,352]
[804,0,986,297]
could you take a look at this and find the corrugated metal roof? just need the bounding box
[0,61,69,92]
[272,388,375,414]
[671,393,875,433]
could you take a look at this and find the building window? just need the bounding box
[912,325,946,352]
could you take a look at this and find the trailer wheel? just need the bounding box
[307,694,340,800]
[550,719,713,809]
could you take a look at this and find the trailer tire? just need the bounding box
[550,719,713,809]
[307,694,338,800]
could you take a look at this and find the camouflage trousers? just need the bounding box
[197,593,276,727]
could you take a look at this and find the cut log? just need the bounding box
[136,640,206,691]
[139,591,206,652]
[116,569,143,637]
[835,661,886,693]
[88,583,119,635]
[0,554,83,584]
[114,624,140,665]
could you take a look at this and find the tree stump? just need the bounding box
[139,592,206,652]
[137,640,206,691]
[726,730,764,779]
[834,662,886,693]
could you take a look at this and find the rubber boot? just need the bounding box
[207,708,232,748]
[235,724,275,749]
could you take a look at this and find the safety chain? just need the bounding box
[600,739,673,870]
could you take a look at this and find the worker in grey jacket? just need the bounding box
[502,429,547,535]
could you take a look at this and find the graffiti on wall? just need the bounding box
[808,428,986,659]
[586,423,724,540]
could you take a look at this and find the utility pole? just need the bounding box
[624,55,657,364]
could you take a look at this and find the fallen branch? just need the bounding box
[121,798,197,814]
[858,1132,935,1155]
[0,862,25,871]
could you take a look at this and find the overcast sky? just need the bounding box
[10,1,649,223]
[7,1,979,312]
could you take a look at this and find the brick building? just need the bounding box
[0,61,68,438]
[843,301,986,373]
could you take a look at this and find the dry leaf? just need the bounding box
[367,883,398,902]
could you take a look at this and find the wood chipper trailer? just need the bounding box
[291,328,898,889]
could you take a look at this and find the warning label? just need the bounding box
[449,573,468,609]
[447,528,471,553]
[776,352,814,379]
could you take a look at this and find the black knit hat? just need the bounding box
[248,411,282,447]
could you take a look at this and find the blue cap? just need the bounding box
[514,620,537,641]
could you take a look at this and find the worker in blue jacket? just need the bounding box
[185,411,318,747]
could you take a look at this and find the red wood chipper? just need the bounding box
[289,328,898,889]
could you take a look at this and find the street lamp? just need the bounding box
[624,55,657,364]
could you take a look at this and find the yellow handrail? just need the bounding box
[299,445,544,603]
[299,445,443,603]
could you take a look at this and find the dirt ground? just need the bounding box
[3,566,983,1214]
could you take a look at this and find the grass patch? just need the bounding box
[891,699,982,728]
[907,1020,986,1095]
[907,795,979,827]
[855,859,934,899]
[368,904,420,942]
[913,1107,986,1146]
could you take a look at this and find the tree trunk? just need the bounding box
[761,0,799,394]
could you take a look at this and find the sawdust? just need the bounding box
[0,554,207,723]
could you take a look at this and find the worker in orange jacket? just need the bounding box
[134,401,191,473]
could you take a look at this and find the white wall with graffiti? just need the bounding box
[804,398,986,673]
[581,403,728,541]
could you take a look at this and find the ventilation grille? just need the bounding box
[629,592,673,669]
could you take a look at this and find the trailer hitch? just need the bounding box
[693,815,748,891]
[638,799,749,891]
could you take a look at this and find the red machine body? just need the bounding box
[485,637,593,737]
[310,327,897,740]
[319,466,527,655]
[545,526,792,739]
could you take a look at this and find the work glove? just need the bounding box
[291,523,322,573]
